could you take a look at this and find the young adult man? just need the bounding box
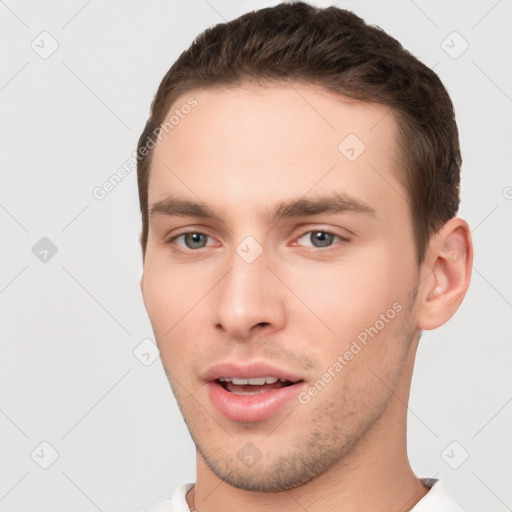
[137,2,473,511]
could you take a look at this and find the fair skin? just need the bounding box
[140,83,473,512]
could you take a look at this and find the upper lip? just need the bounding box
[203,361,305,384]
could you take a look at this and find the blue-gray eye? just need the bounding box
[297,231,339,248]
[183,233,208,249]
[311,231,335,247]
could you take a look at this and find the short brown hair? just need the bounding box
[136,1,461,263]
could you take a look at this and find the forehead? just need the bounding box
[148,83,407,223]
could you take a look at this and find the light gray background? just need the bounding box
[1,1,511,511]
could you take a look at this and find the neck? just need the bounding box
[188,342,429,512]
[189,437,428,512]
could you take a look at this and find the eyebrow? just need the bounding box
[148,193,376,224]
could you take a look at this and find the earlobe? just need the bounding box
[416,218,473,331]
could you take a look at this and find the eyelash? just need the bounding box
[164,228,349,258]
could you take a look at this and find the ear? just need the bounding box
[416,217,473,331]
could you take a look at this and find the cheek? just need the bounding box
[142,257,198,340]
[142,257,213,369]
[282,250,415,368]
[289,258,403,329]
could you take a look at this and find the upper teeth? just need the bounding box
[218,376,287,385]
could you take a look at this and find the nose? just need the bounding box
[213,247,286,340]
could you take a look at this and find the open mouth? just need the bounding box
[216,376,299,395]
[207,374,307,422]
[204,362,307,421]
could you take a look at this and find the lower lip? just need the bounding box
[207,381,307,422]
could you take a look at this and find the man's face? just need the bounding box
[141,83,422,491]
